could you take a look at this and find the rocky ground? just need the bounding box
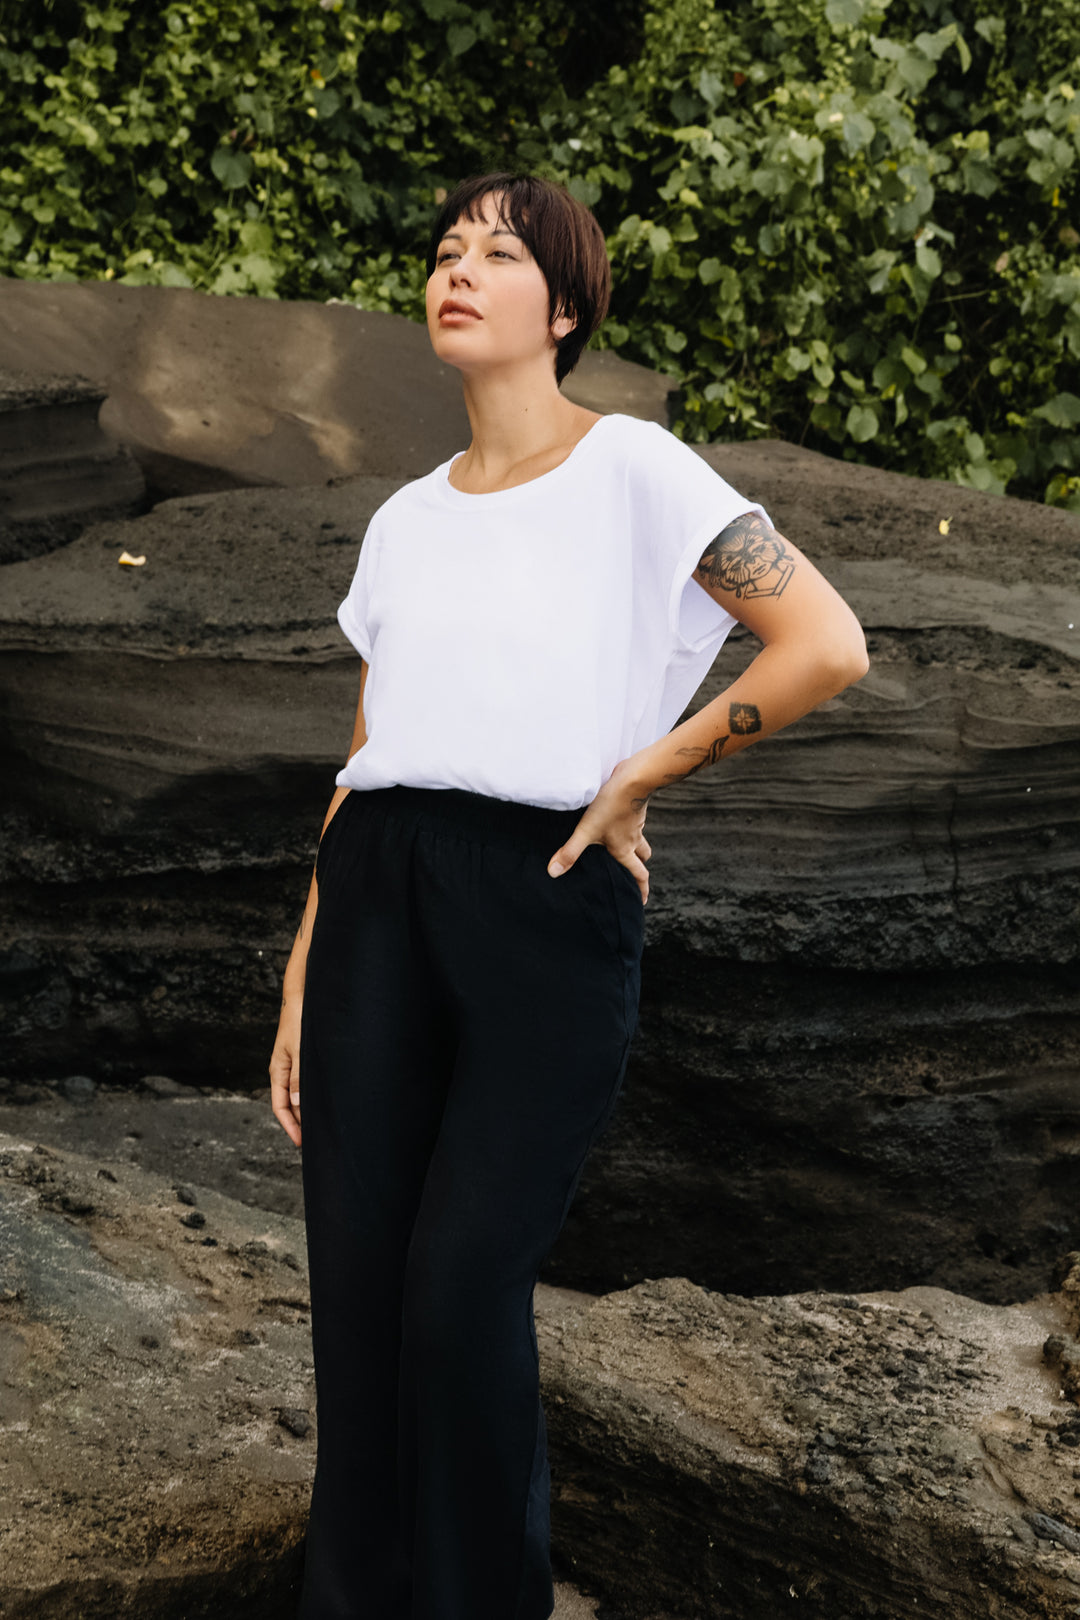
[2,1094,1079,1618]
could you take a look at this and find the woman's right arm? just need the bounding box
[269,658,370,1148]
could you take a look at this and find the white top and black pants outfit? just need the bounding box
[296,414,767,1619]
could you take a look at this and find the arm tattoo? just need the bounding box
[662,733,731,784]
[696,514,795,601]
[656,701,765,787]
[729,702,761,735]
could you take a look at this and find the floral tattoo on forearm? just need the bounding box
[695,514,795,601]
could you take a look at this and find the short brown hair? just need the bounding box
[426,172,612,386]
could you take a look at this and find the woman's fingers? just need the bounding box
[628,855,650,905]
[269,1048,302,1149]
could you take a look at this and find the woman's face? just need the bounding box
[425,192,573,377]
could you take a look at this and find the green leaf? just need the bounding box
[698,257,722,285]
[758,223,784,257]
[447,24,476,56]
[210,147,253,189]
[846,404,880,442]
[1033,392,1080,427]
[873,354,909,389]
[841,111,876,154]
[567,174,601,207]
[825,0,869,25]
[900,345,927,375]
[697,68,723,108]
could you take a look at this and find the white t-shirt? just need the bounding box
[335,412,769,812]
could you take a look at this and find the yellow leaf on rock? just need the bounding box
[118,551,146,567]
[938,519,951,535]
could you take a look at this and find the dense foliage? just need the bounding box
[2,0,1078,505]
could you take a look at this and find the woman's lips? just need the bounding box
[439,308,481,324]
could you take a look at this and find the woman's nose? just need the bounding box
[449,254,475,287]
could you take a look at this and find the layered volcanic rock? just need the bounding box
[0,370,146,562]
[1,434,1076,1306]
[3,1121,1078,1620]
[0,280,674,499]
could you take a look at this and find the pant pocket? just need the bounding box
[564,847,631,961]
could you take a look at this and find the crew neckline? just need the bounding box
[439,412,620,504]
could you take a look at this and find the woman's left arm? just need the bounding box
[629,512,869,798]
[547,514,869,895]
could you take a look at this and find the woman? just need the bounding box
[270,171,868,1620]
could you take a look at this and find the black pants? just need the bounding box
[296,784,644,1620]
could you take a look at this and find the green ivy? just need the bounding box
[2,0,1078,506]
[556,0,1080,506]
[0,0,594,302]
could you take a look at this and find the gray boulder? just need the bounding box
[0,280,674,499]
[539,1263,1080,1619]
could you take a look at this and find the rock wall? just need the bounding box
[1,425,1076,1305]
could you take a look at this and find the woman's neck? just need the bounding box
[451,362,601,493]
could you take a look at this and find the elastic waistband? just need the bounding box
[346,784,583,852]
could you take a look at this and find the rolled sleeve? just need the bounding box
[336,527,379,661]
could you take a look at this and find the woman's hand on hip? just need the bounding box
[546,760,652,905]
[269,988,304,1148]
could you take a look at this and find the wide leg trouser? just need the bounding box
[295,783,644,1620]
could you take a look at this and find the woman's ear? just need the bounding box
[550,304,577,344]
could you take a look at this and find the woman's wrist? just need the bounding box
[610,750,661,805]
[282,954,308,999]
